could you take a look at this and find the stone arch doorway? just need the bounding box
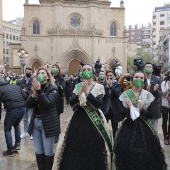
[32,61,41,73]
[60,50,91,74]
[68,59,80,75]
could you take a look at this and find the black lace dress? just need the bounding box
[55,91,110,170]
[113,90,167,170]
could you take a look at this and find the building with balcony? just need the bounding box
[126,23,152,56]
[2,18,23,72]
[157,29,170,71]
[152,3,170,60]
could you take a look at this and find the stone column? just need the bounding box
[120,0,124,8]
[25,0,29,4]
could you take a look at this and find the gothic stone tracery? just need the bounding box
[47,26,103,37]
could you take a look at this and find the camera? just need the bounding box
[126,76,133,81]
[134,57,144,71]
[96,60,99,63]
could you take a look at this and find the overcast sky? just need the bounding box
[2,0,168,26]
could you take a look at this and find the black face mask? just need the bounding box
[26,73,31,78]
[106,78,113,81]
[167,76,170,81]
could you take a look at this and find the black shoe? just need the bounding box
[3,150,15,157]
[13,142,20,151]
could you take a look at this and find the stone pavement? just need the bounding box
[0,104,170,170]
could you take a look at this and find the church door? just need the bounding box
[32,62,41,73]
[68,59,80,75]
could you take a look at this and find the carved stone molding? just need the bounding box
[72,38,79,48]
[47,26,103,37]
[112,47,115,54]
[34,44,38,54]
[39,0,55,3]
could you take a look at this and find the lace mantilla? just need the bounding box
[73,82,105,96]
[119,89,155,110]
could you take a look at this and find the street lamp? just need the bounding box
[18,48,28,74]
[44,62,51,69]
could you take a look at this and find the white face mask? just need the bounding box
[115,69,121,76]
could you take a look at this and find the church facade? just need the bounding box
[20,0,127,74]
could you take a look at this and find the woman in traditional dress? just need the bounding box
[53,64,112,170]
[113,72,167,170]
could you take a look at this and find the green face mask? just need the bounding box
[37,74,45,83]
[132,79,144,88]
[51,68,58,74]
[79,71,83,78]
[145,68,152,74]
[99,75,104,80]
[82,70,93,80]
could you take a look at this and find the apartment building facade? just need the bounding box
[2,18,23,71]
[126,23,152,56]
[152,3,170,60]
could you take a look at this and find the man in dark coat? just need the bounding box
[0,81,27,157]
[18,67,33,139]
[144,62,163,133]
[94,59,102,77]
[101,70,122,140]
[65,74,74,104]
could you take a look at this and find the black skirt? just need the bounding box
[58,108,108,170]
[113,117,167,170]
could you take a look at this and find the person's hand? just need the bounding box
[127,100,132,108]
[81,80,88,94]
[23,87,27,92]
[32,77,41,91]
[147,84,151,91]
[154,84,159,91]
[138,100,143,111]
[107,79,112,87]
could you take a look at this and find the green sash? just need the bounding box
[75,83,113,153]
[125,89,158,138]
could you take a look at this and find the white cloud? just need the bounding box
[2,0,39,21]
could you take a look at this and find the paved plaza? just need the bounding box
[0,104,170,170]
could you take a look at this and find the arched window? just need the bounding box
[110,22,116,36]
[33,20,40,34]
